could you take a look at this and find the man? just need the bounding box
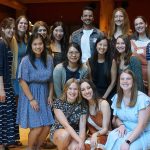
[70,6,104,63]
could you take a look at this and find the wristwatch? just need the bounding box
[125,139,131,145]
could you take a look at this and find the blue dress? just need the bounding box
[16,55,54,128]
[105,91,150,150]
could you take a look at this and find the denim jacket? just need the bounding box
[70,27,104,57]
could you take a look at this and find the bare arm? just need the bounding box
[79,114,87,141]
[54,108,83,143]
[97,100,111,135]
[19,79,39,111]
[48,82,54,105]
[103,59,117,99]
[0,76,5,102]
[127,107,150,143]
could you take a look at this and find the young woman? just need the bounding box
[32,21,50,50]
[87,36,117,104]
[11,15,29,99]
[53,42,89,98]
[50,21,67,66]
[50,78,87,150]
[109,7,130,58]
[114,35,145,92]
[0,17,19,150]
[80,79,111,149]
[105,69,150,150]
[16,33,54,150]
[131,16,150,93]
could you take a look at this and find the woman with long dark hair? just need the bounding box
[17,33,54,150]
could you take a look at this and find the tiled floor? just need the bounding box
[9,128,56,150]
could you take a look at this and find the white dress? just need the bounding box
[105,91,150,150]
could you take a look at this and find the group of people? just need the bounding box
[0,5,150,150]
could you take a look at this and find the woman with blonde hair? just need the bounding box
[50,78,87,150]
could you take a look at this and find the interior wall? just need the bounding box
[26,2,100,34]
[0,5,15,21]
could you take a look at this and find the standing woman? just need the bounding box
[16,33,54,150]
[109,7,130,57]
[105,69,150,150]
[53,42,89,98]
[50,78,87,150]
[0,17,19,149]
[32,21,50,51]
[87,36,117,103]
[114,35,145,92]
[80,79,111,149]
[50,21,67,67]
[131,16,150,93]
[11,15,29,99]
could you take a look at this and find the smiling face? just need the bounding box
[120,72,133,91]
[67,82,79,103]
[114,10,124,26]
[134,17,147,35]
[37,26,47,39]
[80,82,93,101]
[2,24,15,40]
[53,25,64,41]
[67,46,80,64]
[81,10,94,26]
[96,39,108,55]
[31,37,44,57]
[116,37,126,54]
[17,17,28,33]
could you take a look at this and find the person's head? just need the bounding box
[117,69,137,108]
[63,42,82,68]
[61,78,81,103]
[15,15,29,43]
[32,21,49,39]
[81,6,94,27]
[93,36,110,61]
[109,8,130,38]
[133,16,150,39]
[16,15,29,34]
[0,17,15,44]
[50,21,66,42]
[115,35,131,66]
[80,79,98,104]
[27,33,47,68]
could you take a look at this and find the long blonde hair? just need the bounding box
[61,78,81,103]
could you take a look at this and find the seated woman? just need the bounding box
[50,78,88,150]
[80,79,111,150]
[53,42,89,98]
[105,69,150,150]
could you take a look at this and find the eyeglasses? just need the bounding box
[68,51,80,55]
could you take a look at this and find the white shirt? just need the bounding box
[81,29,93,63]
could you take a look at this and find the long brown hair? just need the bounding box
[116,69,138,108]
[109,8,130,38]
[0,17,15,45]
[61,78,81,103]
[114,35,132,67]
[15,15,29,43]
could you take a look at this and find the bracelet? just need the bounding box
[118,123,124,127]
[30,98,34,102]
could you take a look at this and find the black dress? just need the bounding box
[0,40,19,145]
